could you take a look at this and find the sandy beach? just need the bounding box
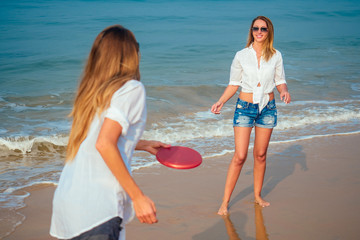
[2,0,360,239]
[4,133,360,240]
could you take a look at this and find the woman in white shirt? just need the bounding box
[50,25,169,240]
[211,16,291,215]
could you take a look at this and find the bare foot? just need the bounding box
[255,197,270,207]
[217,202,229,215]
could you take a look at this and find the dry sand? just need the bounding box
[4,133,360,240]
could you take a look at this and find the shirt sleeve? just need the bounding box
[105,81,146,136]
[274,51,287,86]
[228,52,243,86]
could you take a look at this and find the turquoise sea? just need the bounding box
[1,0,360,237]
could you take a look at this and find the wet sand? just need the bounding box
[5,133,360,240]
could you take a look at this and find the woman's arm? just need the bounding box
[276,83,291,104]
[135,140,170,155]
[211,85,239,114]
[96,118,158,224]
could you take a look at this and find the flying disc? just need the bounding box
[156,146,202,169]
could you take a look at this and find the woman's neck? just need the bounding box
[252,42,264,53]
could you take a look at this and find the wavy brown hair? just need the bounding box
[246,16,276,61]
[66,25,140,162]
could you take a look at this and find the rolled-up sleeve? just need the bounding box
[229,52,243,86]
[274,51,287,86]
[105,107,130,135]
[104,81,146,136]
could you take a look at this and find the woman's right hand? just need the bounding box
[211,101,224,114]
[132,194,158,224]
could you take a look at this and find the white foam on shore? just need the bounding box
[132,161,160,171]
[1,99,359,156]
[199,130,360,160]
[270,130,360,145]
[282,99,360,106]
[0,135,68,154]
[142,101,360,144]
[3,181,58,196]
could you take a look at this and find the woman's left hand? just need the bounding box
[136,140,171,155]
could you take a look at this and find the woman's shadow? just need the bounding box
[229,144,307,208]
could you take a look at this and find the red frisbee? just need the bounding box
[156,146,202,169]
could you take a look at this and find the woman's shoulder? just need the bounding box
[117,79,144,93]
[113,80,145,99]
[274,49,285,62]
[237,47,250,54]
[273,48,283,57]
[234,46,252,57]
[123,79,144,90]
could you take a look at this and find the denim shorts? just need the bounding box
[233,98,277,129]
[70,217,122,240]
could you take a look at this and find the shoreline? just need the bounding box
[4,133,360,239]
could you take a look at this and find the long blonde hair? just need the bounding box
[66,25,140,162]
[246,16,276,61]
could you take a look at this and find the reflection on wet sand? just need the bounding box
[222,215,241,240]
[254,204,269,240]
[222,204,269,240]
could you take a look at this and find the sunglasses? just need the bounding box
[252,27,268,33]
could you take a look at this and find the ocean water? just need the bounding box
[1,0,360,237]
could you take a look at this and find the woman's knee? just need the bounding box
[232,153,247,166]
[254,151,267,163]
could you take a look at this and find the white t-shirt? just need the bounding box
[50,80,146,239]
[229,45,287,112]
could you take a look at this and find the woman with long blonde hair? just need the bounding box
[50,25,169,240]
[211,16,291,215]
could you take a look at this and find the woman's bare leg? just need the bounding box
[218,127,252,215]
[253,126,273,207]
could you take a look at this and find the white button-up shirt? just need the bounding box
[50,80,146,240]
[229,45,287,112]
